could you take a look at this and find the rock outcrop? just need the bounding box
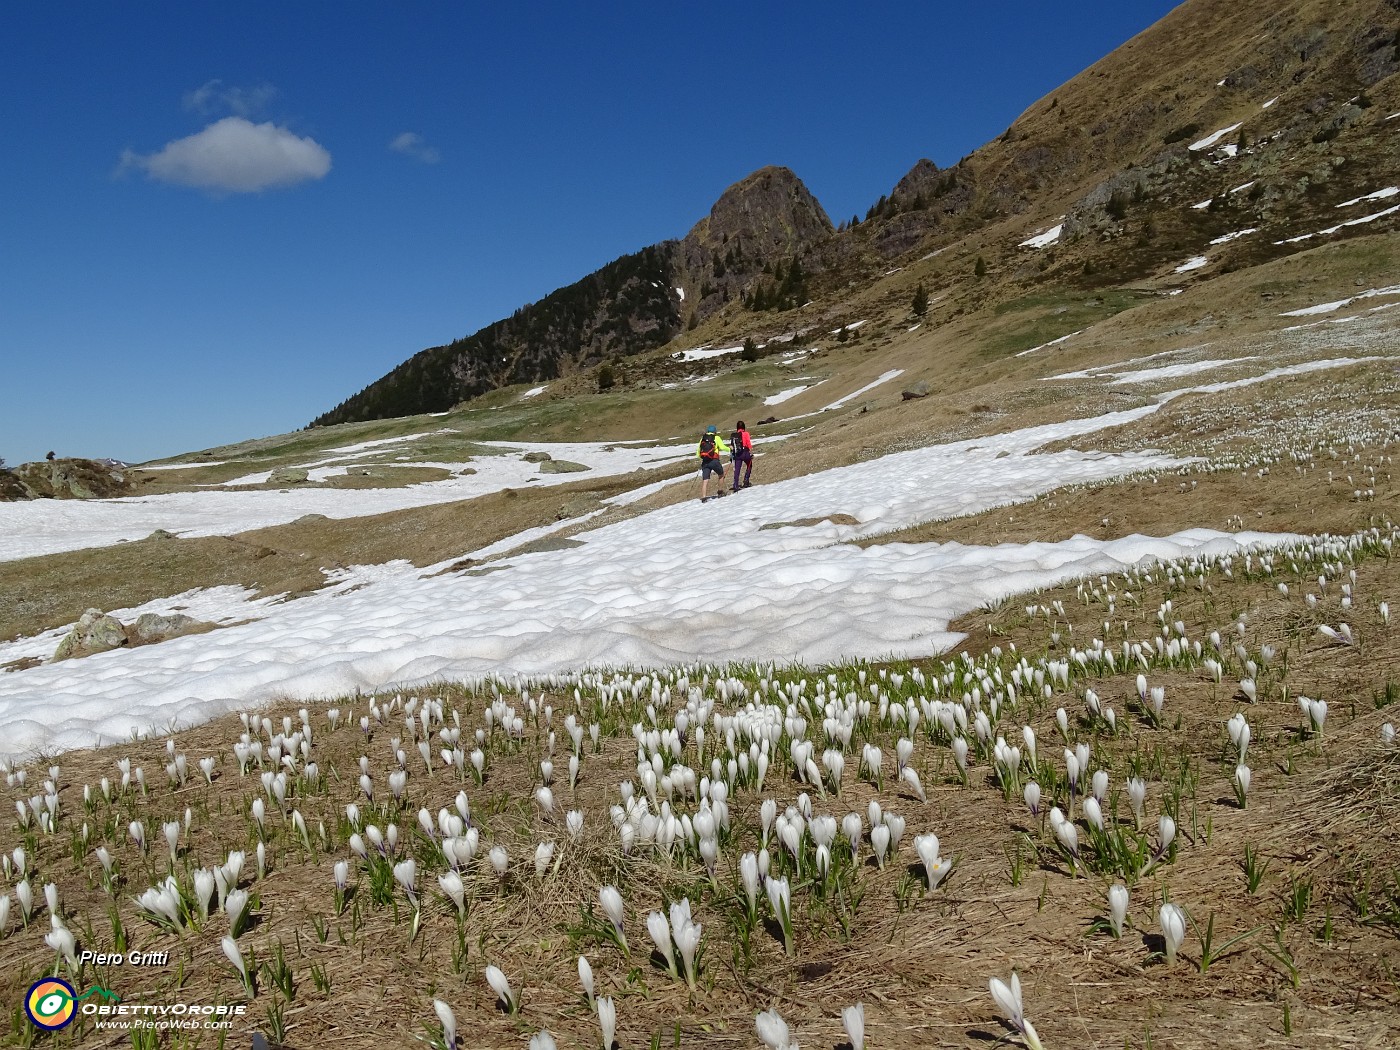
[52,608,211,662]
[0,458,134,502]
[53,610,129,661]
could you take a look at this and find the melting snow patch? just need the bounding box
[819,370,902,411]
[1263,96,1279,109]
[1336,187,1399,208]
[520,386,547,399]
[0,441,697,562]
[1209,228,1258,245]
[1275,203,1400,245]
[1020,223,1064,249]
[138,461,229,471]
[830,320,868,335]
[1174,256,1210,273]
[1189,122,1243,151]
[674,344,744,362]
[3,398,1287,758]
[1015,331,1083,358]
[1046,357,1259,385]
[764,383,822,407]
[1279,285,1400,316]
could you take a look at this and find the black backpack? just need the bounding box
[699,432,716,457]
[730,430,742,451]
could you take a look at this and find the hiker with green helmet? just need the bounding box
[696,425,730,502]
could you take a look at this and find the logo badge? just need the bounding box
[25,979,77,1030]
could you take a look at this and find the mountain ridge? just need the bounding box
[312,0,1400,428]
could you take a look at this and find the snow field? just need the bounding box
[0,397,1283,759]
[0,440,696,563]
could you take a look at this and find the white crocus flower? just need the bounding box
[578,954,595,1007]
[1127,778,1146,825]
[1023,782,1041,816]
[439,871,466,917]
[740,852,760,917]
[193,870,216,919]
[433,999,458,1048]
[1108,883,1129,938]
[756,1008,797,1050]
[534,841,555,878]
[870,824,890,868]
[45,926,78,970]
[989,971,1043,1050]
[598,996,617,1049]
[646,910,677,977]
[221,935,249,989]
[1159,903,1186,966]
[1082,796,1104,831]
[484,964,518,1012]
[842,1003,865,1050]
[599,885,627,951]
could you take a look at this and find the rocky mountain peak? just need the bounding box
[684,165,833,258]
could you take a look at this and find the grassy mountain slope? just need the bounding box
[311,0,1400,432]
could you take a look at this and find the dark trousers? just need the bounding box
[731,449,753,490]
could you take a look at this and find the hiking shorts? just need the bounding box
[700,457,724,480]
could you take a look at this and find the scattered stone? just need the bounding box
[758,416,780,425]
[539,460,589,474]
[268,467,309,485]
[291,514,329,525]
[456,467,478,475]
[53,610,129,661]
[147,529,178,541]
[130,613,199,646]
[522,451,552,463]
[901,381,930,400]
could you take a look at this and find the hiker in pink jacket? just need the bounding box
[729,421,753,492]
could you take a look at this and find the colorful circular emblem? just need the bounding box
[26,979,77,1030]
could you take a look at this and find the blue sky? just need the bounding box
[1,1,1180,466]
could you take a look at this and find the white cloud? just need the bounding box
[389,131,440,164]
[183,79,277,117]
[120,117,332,193]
